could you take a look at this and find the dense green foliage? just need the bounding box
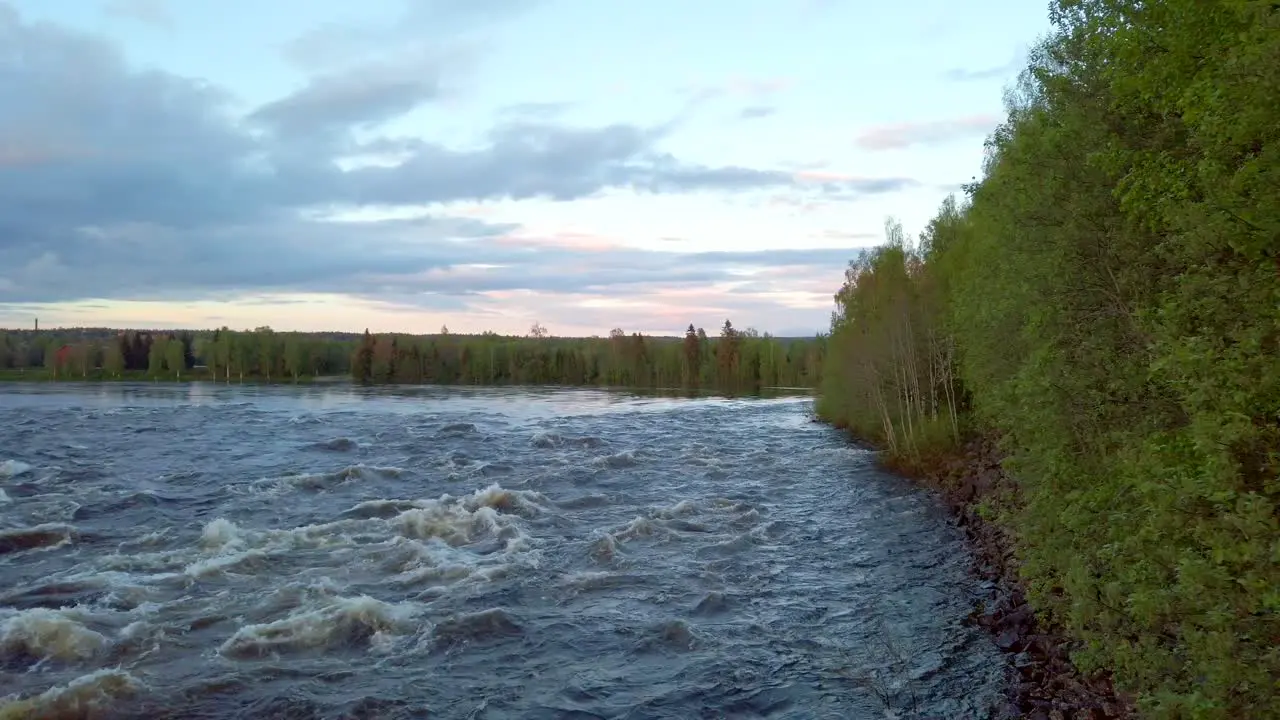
[819,2,1279,716]
[0,321,825,392]
[349,322,823,391]
[0,328,352,382]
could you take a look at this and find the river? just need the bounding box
[0,383,1006,719]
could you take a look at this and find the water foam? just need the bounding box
[0,669,141,720]
[0,607,108,662]
[219,595,423,658]
[595,450,639,468]
[0,459,32,477]
[0,523,75,555]
[243,464,407,496]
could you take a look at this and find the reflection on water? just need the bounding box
[0,383,1004,719]
[4,381,806,416]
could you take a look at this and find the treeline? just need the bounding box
[349,321,823,390]
[0,322,825,392]
[818,3,1277,717]
[0,328,350,381]
[0,329,192,379]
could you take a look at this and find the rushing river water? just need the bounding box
[0,383,1006,719]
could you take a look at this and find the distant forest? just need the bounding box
[0,321,825,391]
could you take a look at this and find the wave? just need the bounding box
[0,523,75,555]
[430,608,523,651]
[219,594,423,658]
[0,607,108,662]
[312,437,359,452]
[0,669,141,720]
[0,460,33,478]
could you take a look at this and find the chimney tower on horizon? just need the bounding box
[34,317,38,332]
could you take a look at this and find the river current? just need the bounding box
[0,383,1006,719]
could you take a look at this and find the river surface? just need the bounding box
[0,383,1005,719]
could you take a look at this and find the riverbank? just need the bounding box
[877,438,1132,720]
[0,373,813,399]
[0,369,342,384]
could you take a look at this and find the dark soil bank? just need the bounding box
[887,439,1133,720]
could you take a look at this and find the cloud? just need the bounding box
[497,101,574,120]
[776,159,831,171]
[102,0,171,29]
[854,115,1000,150]
[791,171,920,199]
[793,170,864,184]
[815,229,879,242]
[0,6,901,333]
[248,53,448,140]
[281,0,540,71]
[942,48,1028,82]
[677,76,794,112]
[942,64,1011,82]
[3,207,858,307]
[738,105,777,120]
[457,275,843,338]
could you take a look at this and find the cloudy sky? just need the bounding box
[0,0,1048,337]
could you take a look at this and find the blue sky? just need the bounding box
[0,0,1050,336]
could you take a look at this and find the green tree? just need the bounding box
[216,329,234,381]
[717,319,740,389]
[256,327,277,381]
[232,334,252,381]
[43,342,60,379]
[352,330,374,383]
[148,336,167,377]
[815,2,1280,714]
[74,342,96,378]
[165,337,185,380]
[283,335,304,382]
[681,324,701,387]
[200,332,219,379]
[102,340,124,378]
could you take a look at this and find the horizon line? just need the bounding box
[0,324,827,339]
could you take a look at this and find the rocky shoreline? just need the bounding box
[884,438,1132,720]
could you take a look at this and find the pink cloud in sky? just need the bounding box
[855,114,1001,150]
[493,231,625,252]
[792,169,860,183]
